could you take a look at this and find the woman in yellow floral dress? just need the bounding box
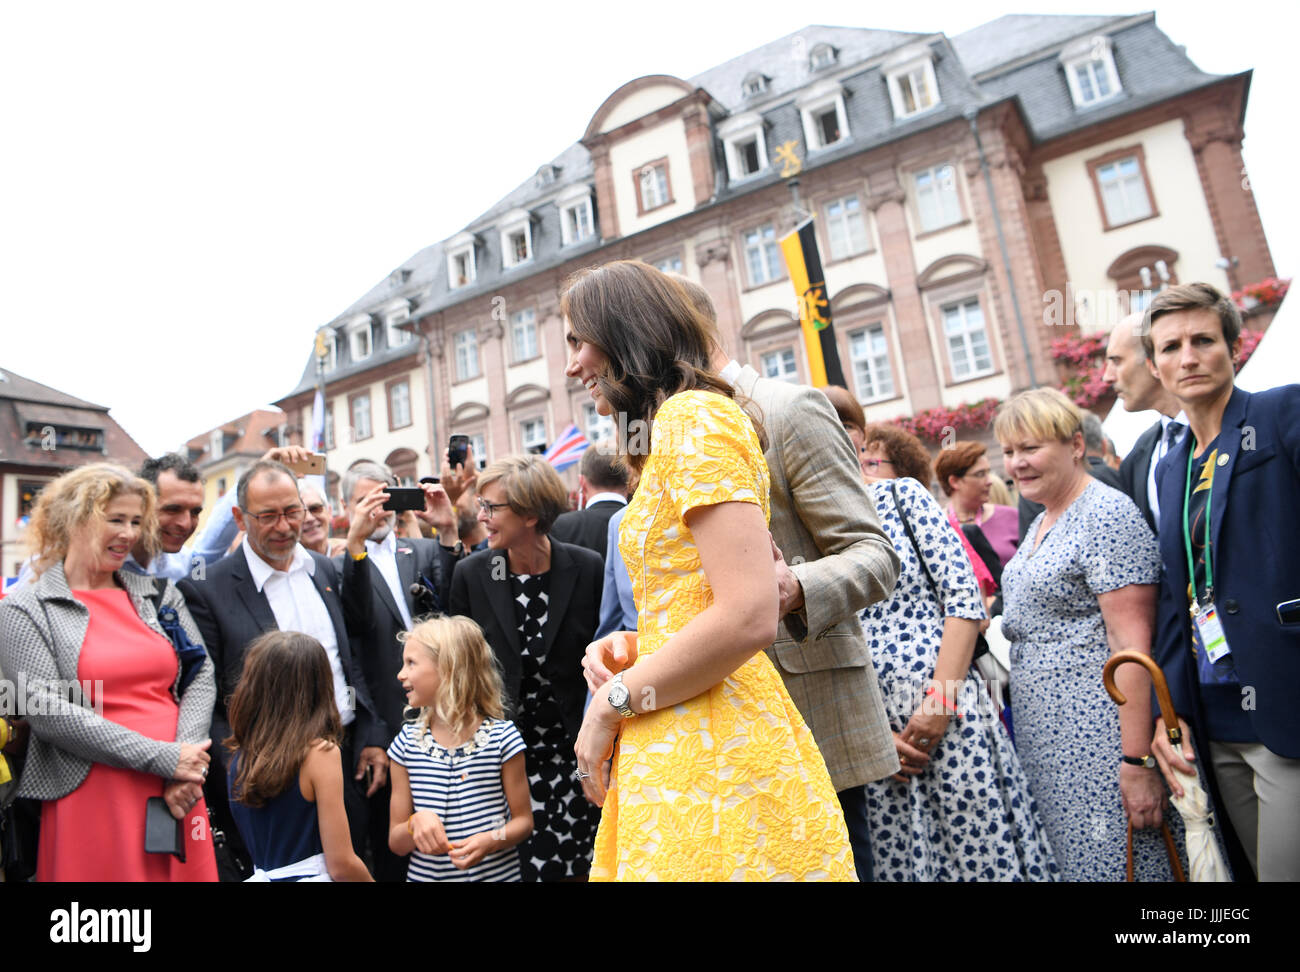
[564,260,854,882]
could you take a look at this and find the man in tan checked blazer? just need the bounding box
[674,278,901,881]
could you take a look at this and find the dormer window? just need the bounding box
[809,43,836,70]
[796,81,850,152]
[719,112,769,183]
[499,210,534,270]
[318,329,337,373]
[209,429,224,461]
[885,53,940,120]
[386,305,412,349]
[348,319,372,363]
[446,234,478,289]
[558,185,595,246]
[1061,35,1122,108]
[741,73,768,98]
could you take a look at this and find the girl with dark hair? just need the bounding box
[567,260,854,882]
[225,631,373,882]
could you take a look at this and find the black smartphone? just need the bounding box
[1276,598,1300,626]
[383,487,426,512]
[144,796,185,861]
[448,434,470,469]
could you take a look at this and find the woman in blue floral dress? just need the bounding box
[848,419,1058,882]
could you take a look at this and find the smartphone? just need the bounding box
[1277,598,1300,626]
[448,434,470,469]
[286,453,326,476]
[383,487,426,512]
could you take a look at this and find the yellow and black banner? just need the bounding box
[780,218,845,387]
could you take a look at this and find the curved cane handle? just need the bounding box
[1102,650,1182,747]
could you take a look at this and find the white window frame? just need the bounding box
[849,324,895,403]
[941,299,995,381]
[742,73,767,98]
[351,393,372,442]
[499,210,534,270]
[718,112,769,183]
[760,348,799,384]
[348,318,372,363]
[797,82,850,152]
[1095,155,1153,226]
[638,162,670,211]
[447,236,477,289]
[385,306,412,350]
[519,417,547,454]
[809,43,836,70]
[558,187,595,246]
[510,308,539,363]
[388,379,411,430]
[1061,35,1122,109]
[742,222,784,287]
[453,329,480,381]
[583,402,616,445]
[320,330,337,373]
[468,433,487,470]
[914,163,963,234]
[824,194,870,260]
[209,429,224,461]
[886,58,941,120]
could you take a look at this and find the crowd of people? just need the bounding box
[0,270,1295,883]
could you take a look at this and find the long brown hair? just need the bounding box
[400,616,505,741]
[225,631,343,807]
[560,260,759,470]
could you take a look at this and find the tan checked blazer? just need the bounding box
[732,365,901,789]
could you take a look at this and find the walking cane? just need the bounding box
[1103,651,1186,883]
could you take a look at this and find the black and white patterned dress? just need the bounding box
[859,477,1059,882]
[508,571,600,881]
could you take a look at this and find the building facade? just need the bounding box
[181,407,287,532]
[276,13,1275,498]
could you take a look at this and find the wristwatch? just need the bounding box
[1121,754,1157,769]
[606,673,634,718]
[440,540,465,558]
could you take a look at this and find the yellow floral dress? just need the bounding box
[589,391,855,881]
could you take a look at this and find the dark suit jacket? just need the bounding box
[178,546,387,751]
[1154,383,1300,760]
[448,540,602,745]
[332,537,462,738]
[550,500,625,562]
[1118,419,1164,534]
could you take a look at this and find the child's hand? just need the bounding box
[447,831,498,870]
[410,811,451,855]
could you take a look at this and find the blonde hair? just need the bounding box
[993,388,1083,446]
[400,616,505,739]
[477,455,569,535]
[26,463,159,575]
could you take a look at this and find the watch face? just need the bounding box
[608,683,630,708]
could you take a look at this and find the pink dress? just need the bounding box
[37,588,217,882]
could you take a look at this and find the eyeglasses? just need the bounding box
[475,498,510,517]
[245,507,305,527]
[861,458,894,472]
[305,503,327,516]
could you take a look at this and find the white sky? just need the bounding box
[3,0,1295,457]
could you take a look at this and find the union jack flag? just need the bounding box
[543,423,589,472]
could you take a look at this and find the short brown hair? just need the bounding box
[863,424,933,486]
[26,463,159,575]
[1140,281,1241,359]
[580,442,630,492]
[477,455,569,535]
[820,385,866,437]
[934,441,987,496]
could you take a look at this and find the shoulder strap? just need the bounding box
[889,480,938,600]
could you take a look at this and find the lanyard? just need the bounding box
[1181,442,1213,604]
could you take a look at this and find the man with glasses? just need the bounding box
[179,459,390,877]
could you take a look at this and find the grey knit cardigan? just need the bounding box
[0,562,216,801]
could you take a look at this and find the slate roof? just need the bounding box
[950,13,1130,78]
[0,367,149,471]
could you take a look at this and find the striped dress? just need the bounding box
[387,718,526,882]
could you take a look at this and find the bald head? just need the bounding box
[1103,312,1178,416]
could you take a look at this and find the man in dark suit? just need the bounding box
[549,445,629,563]
[179,460,390,874]
[1104,311,1186,534]
[334,461,465,880]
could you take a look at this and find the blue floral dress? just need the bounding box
[1002,478,1177,881]
[860,477,1059,881]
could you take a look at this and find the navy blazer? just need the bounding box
[1153,383,1300,759]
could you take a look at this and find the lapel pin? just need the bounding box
[1217,453,1229,466]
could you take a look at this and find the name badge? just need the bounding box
[1192,602,1231,663]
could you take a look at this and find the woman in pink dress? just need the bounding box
[0,463,217,881]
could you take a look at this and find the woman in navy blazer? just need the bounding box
[1145,282,1300,881]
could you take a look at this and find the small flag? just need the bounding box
[543,423,589,472]
[310,388,325,452]
[780,217,845,387]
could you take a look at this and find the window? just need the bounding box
[742,73,767,98]
[325,403,335,450]
[447,241,477,289]
[1061,35,1122,108]
[18,481,47,519]
[351,392,372,441]
[914,164,962,233]
[814,107,840,146]
[719,112,769,183]
[652,254,683,274]
[743,223,783,286]
[454,329,479,381]
[469,433,487,470]
[849,324,895,401]
[499,211,533,269]
[809,43,836,70]
[583,402,616,445]
[825,195,869,260]
[797,85,850,152]
[520,418,546,455]
[386,309,412,349]
[637,161,671,213]
[209,429,223,461]
[511,308,538,362]
[349,321,372,362]
[561,196,594,245]
[885,53,941,120]
[941,300,994,380]
[319,330,337,373]
[1092,153,1153,228]
[388,379,411,430]
[760,348,799,383]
